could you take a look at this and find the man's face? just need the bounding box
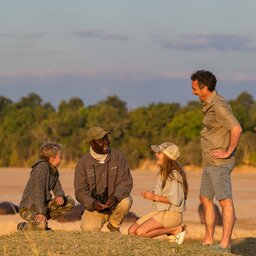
[89,135,110,154]
[191,80,207,102]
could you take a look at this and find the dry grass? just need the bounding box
[1,168,256,255]
[1,231,255,256]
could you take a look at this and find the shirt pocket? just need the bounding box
[109,166,118,177]
[86,168,95,186]
[203,112,216,129]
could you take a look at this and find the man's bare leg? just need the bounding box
[219,198,235,249]
[200,195,215,245]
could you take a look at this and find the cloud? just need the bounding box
[1,69,256,84]
[72,29,128,41]
[156,34,256,52]
[1,71,256,110]
[1,33,45,40]
[21,33,45,40]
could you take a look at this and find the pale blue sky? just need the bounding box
[1,1,256,108]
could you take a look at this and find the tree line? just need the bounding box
[0,91,256,168]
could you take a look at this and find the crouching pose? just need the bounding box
[74,127,133,232]
[18,142,75,231]
[128,142,188,244]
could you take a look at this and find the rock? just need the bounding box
[123,211,140,224]
[0,201,19,215]
[57,204,84,222]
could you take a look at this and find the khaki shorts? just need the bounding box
[136,210,182,228]
[200,164,234,200]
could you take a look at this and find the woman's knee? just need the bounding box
[128,223,138,235]
[134,227,146,236]
[128,226,134,235]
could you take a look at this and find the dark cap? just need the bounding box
[87,127,110,142]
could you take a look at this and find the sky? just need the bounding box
[1,1,256,109]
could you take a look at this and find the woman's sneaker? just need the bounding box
[168,225,186,245]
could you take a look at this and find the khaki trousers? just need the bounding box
[81,196,132,231]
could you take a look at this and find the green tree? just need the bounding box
[86,96,129,148]
[230,92,255,130]
[168,108,203,143]
[124,103,180,167]
[0,96,12,112]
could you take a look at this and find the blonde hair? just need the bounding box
[39,142,62,161]
[159,154,188,200]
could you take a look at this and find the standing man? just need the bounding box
[191,70,242,253]
[74,126,133,233]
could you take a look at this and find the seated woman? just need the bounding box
[128,142,188,244]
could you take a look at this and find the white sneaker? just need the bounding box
[169,225,186,245]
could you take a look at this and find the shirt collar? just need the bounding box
[204,90,217,104]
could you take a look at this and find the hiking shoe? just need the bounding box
[169,225,186,245]
[107,223,120,232]
[209,244,231,253]
[17,222,28,231]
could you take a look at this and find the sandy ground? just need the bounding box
[0,166,256,241]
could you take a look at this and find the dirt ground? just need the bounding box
[0,166,256,241]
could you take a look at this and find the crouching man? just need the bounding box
[74,127,133,232]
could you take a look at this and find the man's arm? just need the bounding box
[212,124,242,159]
[74,157,95,209]
[112,152,133,201]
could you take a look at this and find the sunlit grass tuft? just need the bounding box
[0,231,255,256]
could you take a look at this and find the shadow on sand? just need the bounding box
[232,237,256,256]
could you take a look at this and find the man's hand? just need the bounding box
[92,200,106,211]
[55,196,65,206]
[211,150,230,159]
[105,196,118,209]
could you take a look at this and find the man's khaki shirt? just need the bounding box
[201,90,240,166]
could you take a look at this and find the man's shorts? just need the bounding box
[200,164,234,200]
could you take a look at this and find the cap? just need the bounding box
[151,142,180,160]
[87,127,110,142]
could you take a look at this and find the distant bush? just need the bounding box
[0,91,255,168]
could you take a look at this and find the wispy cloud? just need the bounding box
[17,50,62,56]
[1,33,45,40]
[156,34,256,52]
[72,29,128,41]
[1,69,256,83]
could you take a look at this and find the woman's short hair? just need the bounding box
[39,142,62,161]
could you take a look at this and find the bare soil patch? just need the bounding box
[1,166,256,241]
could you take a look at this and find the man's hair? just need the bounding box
[39,142,62,161]
[190,70,217,91]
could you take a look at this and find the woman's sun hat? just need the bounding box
[151,142,180,160]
